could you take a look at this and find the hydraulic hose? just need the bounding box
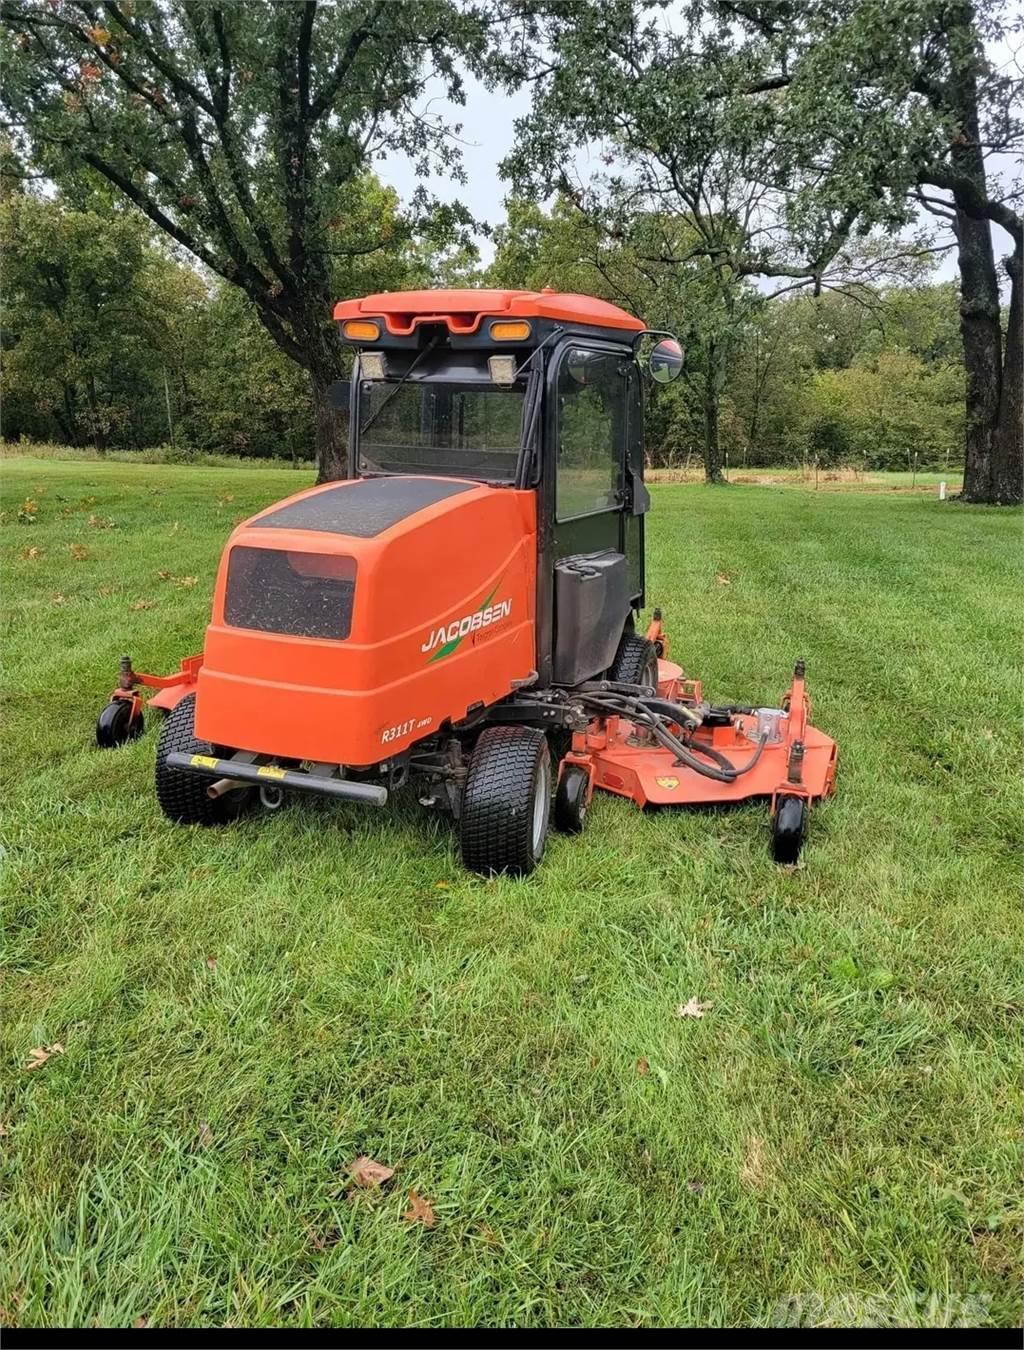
[573,684,767,784]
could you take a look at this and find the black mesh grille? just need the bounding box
[224,546,356,640]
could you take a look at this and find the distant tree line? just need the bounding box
[1,184,966,473]
[0,1,1019,501]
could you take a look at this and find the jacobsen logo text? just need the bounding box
[421,598,512,656]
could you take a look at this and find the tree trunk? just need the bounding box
[702,342,725,483]
[307,330,348,483]
[947,14,1022,505]
[954,204,1002,502]
[993,248,1023,505]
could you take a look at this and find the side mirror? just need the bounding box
[649,338,684,384]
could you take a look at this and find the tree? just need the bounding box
[0,191,177,447]
[496,0,910,483]
[1,0,488,479]
[716,0,1023,504]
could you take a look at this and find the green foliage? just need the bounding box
[0,0,490,473]
[0,192,176,449]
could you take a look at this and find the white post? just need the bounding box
[939,481,947,501]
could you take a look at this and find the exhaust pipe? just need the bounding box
[207,777,248,800]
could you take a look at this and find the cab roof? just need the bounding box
[333,287,646,337]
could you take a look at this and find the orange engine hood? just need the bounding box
[194,475,537,766]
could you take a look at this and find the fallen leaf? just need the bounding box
[636,1057,650,1076]
[18,497,38,523]
[686,1179,706,1194]
[133,1317,149,1329]
[197,1121,214,1149]
[739,1133,769,1190]
[176,575,198,588]
[0,1121,9,1136]
[69,543,89,561]
[98,586,113,597]
[19,546,42,560]
[25,1042,64,1071]
[715,572,731,585]
[402,1189,436,1228]
[348,1156,394,1188]
[675,997,712,1019]
[131,599,155,611]
[157,569,173,581]
[51,592,67,605]
[434,880,450,890]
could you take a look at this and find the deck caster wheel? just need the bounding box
[96,698,143,748]
[771,795,807,864]
[460,725,551,877]
[155,693,252,826]
[554,765,590,835]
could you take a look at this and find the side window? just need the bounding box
[556,348,627,519]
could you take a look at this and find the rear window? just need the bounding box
[224,546,356,640]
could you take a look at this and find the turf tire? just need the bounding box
[155,693,252,826]
[608,631,659,689]
[460,725,551,877]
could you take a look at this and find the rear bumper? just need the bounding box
[165,752,388,805]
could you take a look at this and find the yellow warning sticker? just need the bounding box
[257,764,287,779]
[190,754,219,769]
[655,775,679,790]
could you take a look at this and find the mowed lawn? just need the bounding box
[1,456,1022,1329]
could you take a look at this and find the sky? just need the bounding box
[377,72,532,268]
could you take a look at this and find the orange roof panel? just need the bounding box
[333,287,645,336]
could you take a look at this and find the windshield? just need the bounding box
[358,378,526,482]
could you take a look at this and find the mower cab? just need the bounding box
[97,288,835,873]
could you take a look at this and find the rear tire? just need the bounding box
[155,693,252,826]
[460,725,551,876]
[608,631,659,689]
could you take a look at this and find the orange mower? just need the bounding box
[96,289,837,873]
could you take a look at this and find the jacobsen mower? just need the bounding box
[96,288,836,874]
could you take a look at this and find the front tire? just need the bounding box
[608,631,659,689]
[155,693,252,826]
[460,725,551,876]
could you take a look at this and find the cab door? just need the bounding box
[550,342,632,566]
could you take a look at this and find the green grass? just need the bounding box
[2,456,1022,1329]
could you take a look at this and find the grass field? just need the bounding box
[2,455,1022,1329]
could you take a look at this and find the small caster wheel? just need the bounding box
[96,699,144,748]
[554,764,590,834]
[771,795,807,864]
